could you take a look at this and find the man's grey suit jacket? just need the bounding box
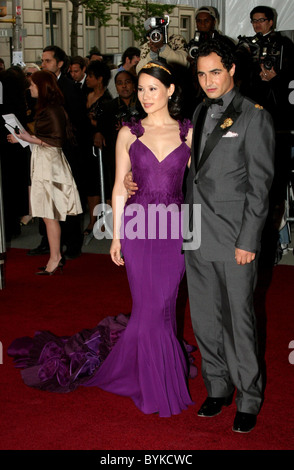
[185,89,275,261]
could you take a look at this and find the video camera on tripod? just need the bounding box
[144,15,170,44]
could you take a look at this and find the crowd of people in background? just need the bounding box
[1,4,294,264]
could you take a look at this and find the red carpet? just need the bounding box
[0,248,294,451]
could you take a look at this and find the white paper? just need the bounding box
[2,113,31,148]
[12,51,25,68]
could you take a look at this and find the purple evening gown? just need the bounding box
[8,119,196,418]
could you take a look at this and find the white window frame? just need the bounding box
[43,1,69,52]
[84,10,100,56]
[120,12,134,52]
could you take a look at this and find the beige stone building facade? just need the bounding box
[0,0,198,67]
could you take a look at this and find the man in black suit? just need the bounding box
[69,56,91,99]
[184,39,275,433]
[28,46,85,259]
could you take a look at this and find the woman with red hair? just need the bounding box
[7,70,82,274]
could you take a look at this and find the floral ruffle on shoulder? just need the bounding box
[179,118,193,142]
[123,118,144,138]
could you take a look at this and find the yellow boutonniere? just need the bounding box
[220,118,234,129]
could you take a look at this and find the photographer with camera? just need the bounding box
[236,6,294,122]
[186,7,235,114]
[188,6,235,61]
[236,6,294,265]
[136,16,188,74]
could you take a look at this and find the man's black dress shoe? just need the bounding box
[198,393,234,417]
[232,412,257,433]
[27,244,50,256]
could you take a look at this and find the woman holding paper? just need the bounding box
[7,70,82,275]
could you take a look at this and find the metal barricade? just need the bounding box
[84,146,112,245]
[285,170,294,224]
[0,161,6,289]
[285,130,294,225]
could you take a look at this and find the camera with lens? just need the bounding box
[237,33,283,72]
[259,38,283,72]
[187,31,215,59]
[237,32,263,58]
[144,15,170,44]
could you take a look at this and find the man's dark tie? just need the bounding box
[204,97,223,107]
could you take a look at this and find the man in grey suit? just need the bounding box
[184,39,275,433]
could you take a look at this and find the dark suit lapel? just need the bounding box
[196,91,245,173]
[193,103,208,174]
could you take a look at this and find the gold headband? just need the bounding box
[141,62,172,75]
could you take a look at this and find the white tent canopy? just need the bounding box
[223,0,294,39]
[153,0,294,40]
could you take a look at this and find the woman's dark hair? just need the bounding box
[138,60,182,119]
[87,60,111,87]
[196,39,235,71]
[114,69,137,85]
[31,70,64,112]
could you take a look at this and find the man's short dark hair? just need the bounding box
[43,45,69,73]
[70,55,86,70]
[88,48,102,59]
[121,47,140,64]
[250,6,275,22]
[43,45,67,63]
[196,39,235,71]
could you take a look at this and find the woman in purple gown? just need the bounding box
[8,61,195,417]
[104,61,194,416]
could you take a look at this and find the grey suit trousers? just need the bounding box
[185,248,263,415]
